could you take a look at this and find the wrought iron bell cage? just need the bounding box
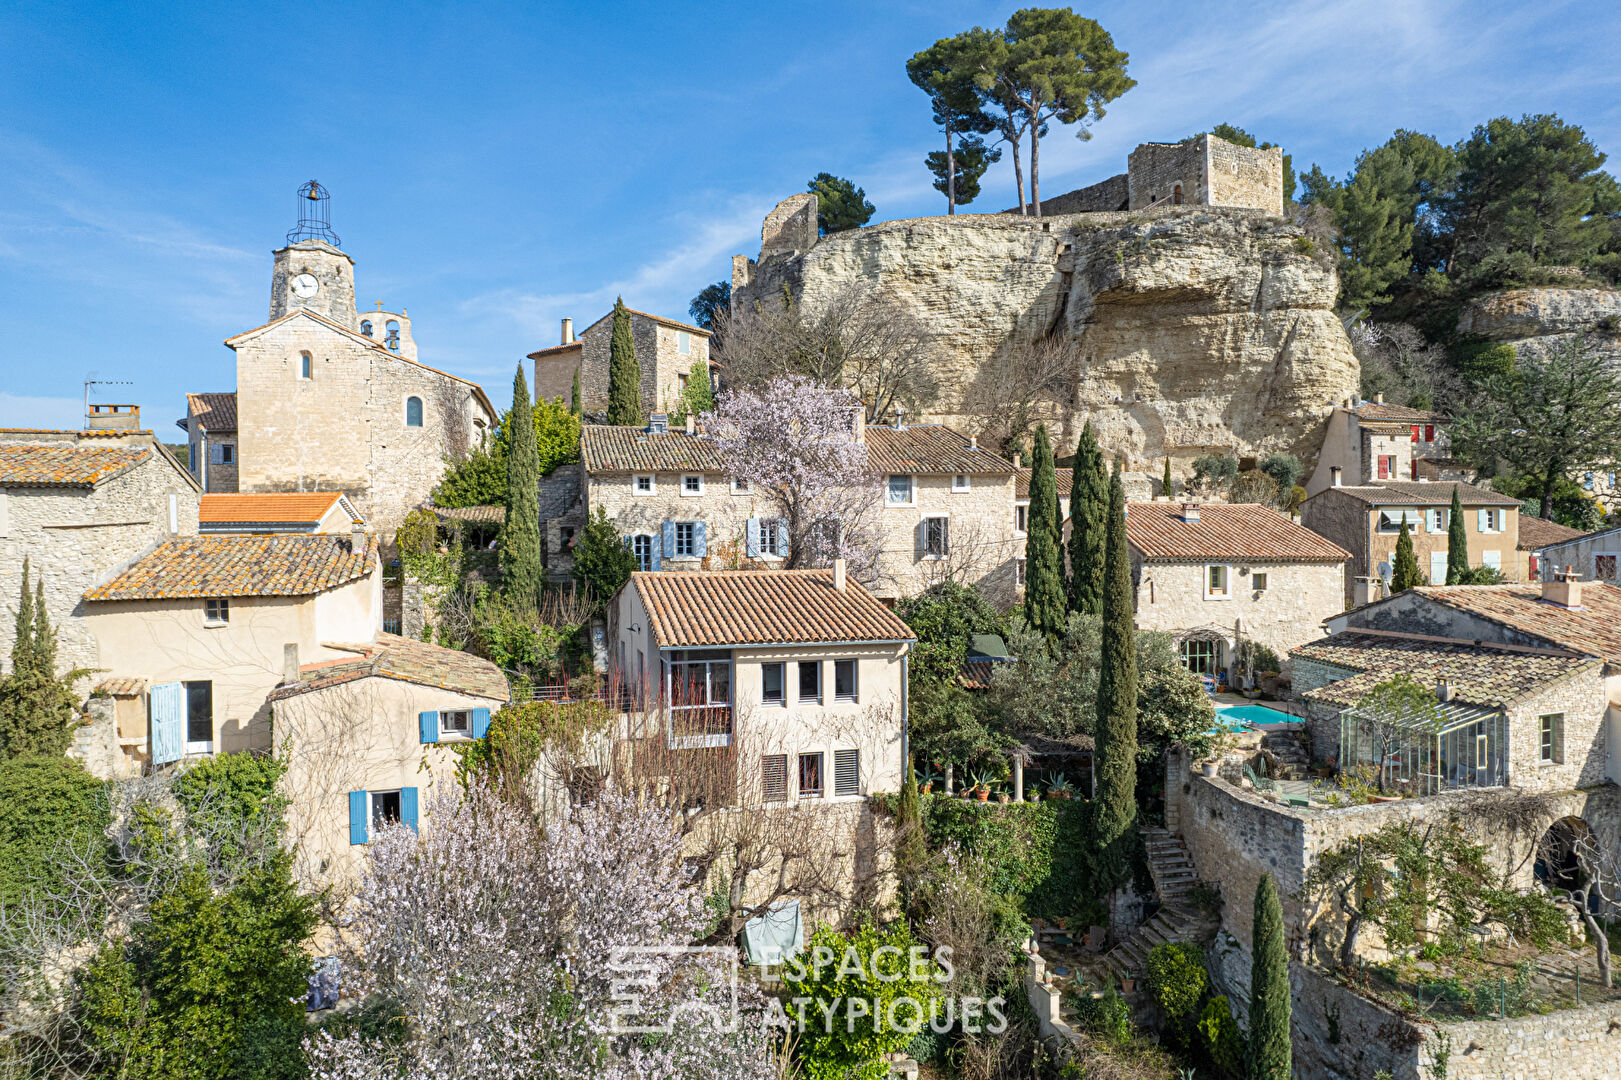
[286,180,341,246]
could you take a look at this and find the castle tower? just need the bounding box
[269,182,357,328]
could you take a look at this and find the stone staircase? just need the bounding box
[1085,828,1217,985]
[1260,729,1311,781]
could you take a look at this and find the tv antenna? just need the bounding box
[84,374,134,422]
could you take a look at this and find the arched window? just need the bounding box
[405,396,423,427]
[385,320,401,352]
[360,320,373,338]
[300,351,312,379]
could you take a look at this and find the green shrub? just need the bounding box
[1074,986,1132,1045]
[0,755,107,915]
[921,798,1102,917]
[1198,995,1243,1077]
[1145,942,1207,1035]
[1449,341,1516,379]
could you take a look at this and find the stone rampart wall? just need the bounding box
[1205,138,1284,215]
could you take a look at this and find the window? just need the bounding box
[1251,572,1269,592]
[1595,554,1619,583]
[633,475,655,495]
[1410,425,1421,443]
[798,753,824,798]
[731,477,750,494]
[834,660,857,702]
[204,598,229,624]
[1585,472,1595,491]
[758,518,782,558]
[922,516,949,558]
[405,396,423,427]
[1377,455,1395,479]
[1204,564,1230,599]
[762,662,785,705]
[1539,714,1564,764]
[670,650,731,710]
[798,661,821,703]
[385,320,401,352]
[300,351,312,379]
[1482,550,1500,572]
[1016,558,1026,587]
[184,680,213,749]
[371,790,402,829]
[678,330,691,354]
[1428,508,1446,533]
[1014,504,1028,533]
[674,521,696,557]
[952,474,970,492]
[762,754,788,801]
[360,319,373,338]
[681,474,704,496]
[559,525,576,549]
[834,749,860,796]
[1377,509,1422,533]
[1478,508,1504,534]
[1179,639,1220,675]
[632,534,654,570]
[887,475,914,506]
[220,443,234,465]
[440,710,471,737]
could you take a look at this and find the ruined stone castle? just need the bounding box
[731,136,1353,476]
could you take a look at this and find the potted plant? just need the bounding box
[1201,762,1219,778]
[1047,775,1074,801]
[970,770,994,802]
[919,768,939,796]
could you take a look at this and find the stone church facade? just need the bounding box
[192,233,496,536]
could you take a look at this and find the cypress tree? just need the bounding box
[1245,873,1292,1080]
[11,558,35,677]
[31,578,54,678]
[0,563,80,760]
[1446,486,1467,585]
[1067,423,1108,616]
[1391,519,1422,591]
[895,757,926,911]
[1161,456,1174,497]
[570,367,583,418]
[501,366,544,602]
[1023,425,1065,638]
[1092,457,1138,891]
[606,297,643,426]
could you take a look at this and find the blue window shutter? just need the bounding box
[775,519,790,558]
[401,787,419,832]
[660,521,675,568]
[348,791,368,845]
[694,521,707,558]
[1477,509,1488,532]
[419,711,439,743]
[471,707,491,738]
[746,518,761,558]
[149,682,185,765]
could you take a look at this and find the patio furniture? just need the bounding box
[1244,763,1275,793]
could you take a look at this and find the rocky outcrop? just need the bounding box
[1457,286,1621,363]
[733,206,1359,470]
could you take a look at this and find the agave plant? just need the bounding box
[1046,774,1075,800]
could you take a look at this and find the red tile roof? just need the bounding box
[199,492,350,524]
[581,426,726,472]
[1353,402,1442,422]
[631,570,916,648]
[1517,516,1590,551]
[527,341,584,359]
[268,633,509,702]
[85,534,376,601]
[185,392,237,432]
[0,443,150,487]
[1016,468,1074,501]
[582,307,712,338]
[1415,584,1621,664]
[1308,481,1521,507]
[1126,501,1350,562]
[1294,631,1598,709]
[865,426,1015,476]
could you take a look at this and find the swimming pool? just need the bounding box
[1216,704,1296,726]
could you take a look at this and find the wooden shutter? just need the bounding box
[401,787,419,832]
[1477,509,1489,532]
[746,518,761,558]
[419,711,439,744]
[694,521,707,558]
[658,521,674,570]
[834,749,860,796]
[209,442,224,464]
[471,707,491,738]
[348,791,368,845]
[774,519,789,558]
[762,754,788,802]
[149,682,185,765]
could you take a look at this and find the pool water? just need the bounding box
[1216,704,1296,726]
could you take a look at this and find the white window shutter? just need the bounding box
[746,518,760,559]
[694,521,707,558]
[1430,551,1448,584]
[1477,509,1489,532]
[774,519,789,558]
[150,682,185,764]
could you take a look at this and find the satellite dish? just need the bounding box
[1377,561,1393,581]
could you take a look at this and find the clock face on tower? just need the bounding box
[291,273,320,299]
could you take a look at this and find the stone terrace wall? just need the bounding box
[1291,963,1426,1080]
[1440,998,1621,1080]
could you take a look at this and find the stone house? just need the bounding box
[1008,134,1285,216]
[79,531,382,773]
[1517,514,1591,582]
[1529,521,1621,585]
[269,634,508,892]
[1303,397,1458,497]
[199,491,362,534]
[548,416,1020,602]
[178,392,238,493]
[0,428,200,673]
[1125,501,1349,679]
[530,308,714,423]
[1300,480,1522,602]
[195,230,496,536]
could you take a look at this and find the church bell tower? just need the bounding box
[269,180,358,329]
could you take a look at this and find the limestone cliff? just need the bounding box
[1457,286,1621,365]
[733,206,1360,469]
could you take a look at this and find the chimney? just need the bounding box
[1543,566,1584,609]
[832,557,847,592]
[851,407,865,444]
[894,406,906,431]
[351,519,368,552]
[969,435,977,449]
[86,403,140,431]
[282,643,300,684]
[1181,502,1201,524]
[1331,466,1343,487]
[1374,392,1385,404]
[561,317,574,344]
[684,413,695,435]
[1012,453,1022,469]
[1435,677,1453,703]
[648,413,668,434]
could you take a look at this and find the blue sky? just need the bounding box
[2,0,1619,431]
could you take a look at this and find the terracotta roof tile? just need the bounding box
[582,307,712,338]
[865,426,1015,475]
[631,570,917,648]
[1352,402,1442,422]
[1016,469,1074,501]
[0,443,150,487]
[434,504,505,524]
[1293,632,1597,708]
[1126,502,1350,562]
[93,676,148,697]
[1517,516,1589,550]
[85,534,375,601]
[186,392,237,431]
[1309,481,1521,507]
[527,341,584,359]
[268,633,509,702]
[199,492,349,524]
[581,427,726,472]
[1415,584,1621,664]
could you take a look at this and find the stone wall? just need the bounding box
[1504,664,1607,792]
[1204,137,1285,215]
[760,193,818,257]
[574,312,710,423]
[1019,173,1129,215]
[1535,527,1621,584]
[269,240,357,327]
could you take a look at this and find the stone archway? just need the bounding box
[1177,629,1229,677]
[1536,816,1595,898]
